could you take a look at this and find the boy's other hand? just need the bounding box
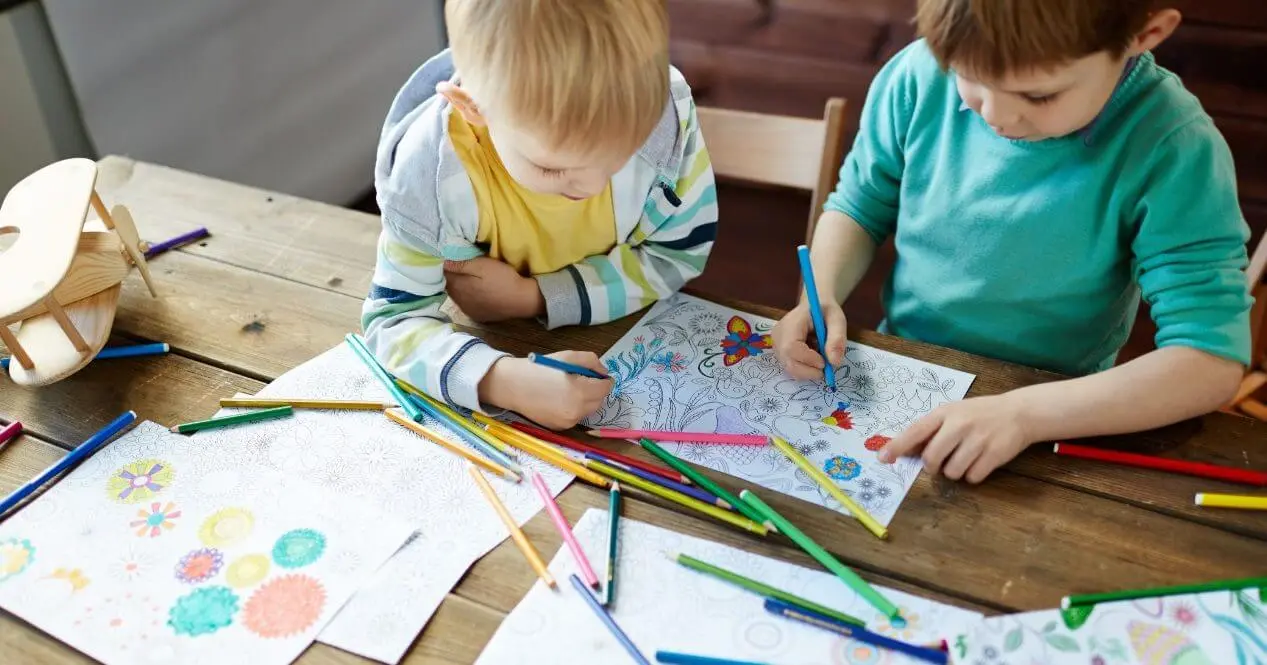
[480,352,613,430]
[444,257,545,322]
[878,394,1033,484]
[771,302,848,381]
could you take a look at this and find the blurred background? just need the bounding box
[2,0,1263,363]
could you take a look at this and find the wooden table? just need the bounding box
[2,156,1265,664]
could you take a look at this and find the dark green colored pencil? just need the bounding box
[604,482,622,607]
[171,405,293,433]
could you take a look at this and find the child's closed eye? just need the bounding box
[537,166,565,178]
[1022,92,1058,105]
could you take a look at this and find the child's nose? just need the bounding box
[979,94,1020,129]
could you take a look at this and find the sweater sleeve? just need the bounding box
[823,46,914,245]
[1132,119,1252,365]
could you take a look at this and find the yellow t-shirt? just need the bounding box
[448,112,617,276]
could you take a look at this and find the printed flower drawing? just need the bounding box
[720,316,772,366]
[651,350,687,373]
[131,502,182,538]
[243,574,327,638]
[824,456,862,481]
[107,459,174,504]
[199,507,255,548]
[175,548,224,584]
[272,528,326,568]
[168,586,239,636]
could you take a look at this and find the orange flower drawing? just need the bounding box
[243,574,326,638]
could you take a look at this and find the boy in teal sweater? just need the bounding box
[773,1,1252,483]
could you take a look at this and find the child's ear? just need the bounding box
[1131,9,1182,55]
[436,81,487,126]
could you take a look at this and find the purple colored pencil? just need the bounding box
[583,452,732,509]
[143,227,210,258]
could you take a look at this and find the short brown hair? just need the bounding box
[446,0,669,157]
[916,0,1156,77]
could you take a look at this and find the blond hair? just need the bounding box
[446,0,669,157]
[917,0,1156,78]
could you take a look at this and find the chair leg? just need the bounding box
[1239,397,1267,421]
[1227,371,1267,412]
[0,326,34,370]
[42,296,90,352]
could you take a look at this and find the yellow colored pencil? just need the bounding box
[770,436,888,540]
[585,459,769,537]
[1196,493,1267,511]
[467,464,556,588]
[395,379,516,456]
[475,416,610,488]
[385,409,521,482]
[220,397,393,410]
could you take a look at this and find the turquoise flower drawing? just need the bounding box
[824,455,862,481]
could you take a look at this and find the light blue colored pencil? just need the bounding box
[3,343,169,370]
[344,333,423,421]
[655,652,769,665]
[796,244,837,391]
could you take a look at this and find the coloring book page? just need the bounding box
[0,421,414,665]
[476,509,984,664]
[584,294,976,526]
[947,589,1267,665]
[188,343,575,664]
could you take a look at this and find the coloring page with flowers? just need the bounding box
[946,588,1267,665]
[0,421,414,665]
[475,509,984,665]
[584,294,976,526]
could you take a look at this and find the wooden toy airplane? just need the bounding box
[0,158,159,386]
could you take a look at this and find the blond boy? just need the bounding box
[364,0,717,429]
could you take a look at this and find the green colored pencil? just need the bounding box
[604,482,622,607]
[344,333,423,422]
[638,439,774,530]
[171,405,293,433]
[587,460,768,536]
[740,490,899,618]
[672,552,865,627]
[1062,576,1267,609]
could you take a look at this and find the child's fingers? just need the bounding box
[823,306,848,365]
[941,438,982,480]
[880,411,943,463]
[964,445,1010,484]
[785,343,825,370]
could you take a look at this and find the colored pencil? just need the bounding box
[219,397,394,410]
[605,482,622,607]
[345,333,423,421]
[769,435,887,540]
[1,411,137,516]
[532,472,600,588]
[638,439,773,530]
[528,352,610,380]
[655,652,768,665]
[171,405,293,433]
[570,574,650,665]
[1196,493,1267,510]
[586,459,768,536]
[385,409,520,482]
[764,598,947,664]
[509,422,690,485]
[740,490,899,618]
[797,244,838,391]
[143,227,210,258]
[671,552,864,627]
[467,464,555,588]
[397,380,515,456]
[1062,576,1267,609]
[0,421,21,447]
[1053,442,1267,486]
[396,389,522,473]
[584,451,728,507]
[591,428,769,446]
[4,342,169,369]
[475,416,608,487]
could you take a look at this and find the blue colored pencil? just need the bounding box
[570,574,650,665]
[0,411,137,517]
[3,342,170,370]
[344,333,423,421]
[655,652,769,665]
[796,244,837,391]
[143,227,209,258]
[583,452,731,509]
[404,394,523,475]
[763,598,948,664]
[528,352,609,380]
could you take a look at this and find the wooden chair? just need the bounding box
[696,98,849,243]
[1228,233,1267,418]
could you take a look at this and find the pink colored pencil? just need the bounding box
[531,472,599,589]
[0,422,20,446]
[587,428,769,446]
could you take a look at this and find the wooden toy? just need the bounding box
[0,158,159,386]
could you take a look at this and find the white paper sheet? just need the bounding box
[947,589,1267,664]
[585,294,976,526]
[0,421,414,665]
[188,344,575,663]
[475,509,984,664]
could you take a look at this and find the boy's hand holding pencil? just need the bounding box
[479,351,612,430]
[772,297,848,384]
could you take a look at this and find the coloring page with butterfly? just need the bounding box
[585,294,976,526]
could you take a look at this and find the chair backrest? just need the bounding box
[696,98,849,243]
[1247,233,1267,368]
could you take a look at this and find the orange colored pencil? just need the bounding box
[385,410,521,482]
[473,415,610,487]
[467,464,555,588]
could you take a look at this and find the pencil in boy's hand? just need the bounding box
[467,464,555,588]
[796,244,837,392]
[528,352,609,380]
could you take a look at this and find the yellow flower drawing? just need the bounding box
[199,507,255,548]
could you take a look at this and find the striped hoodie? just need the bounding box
[362,49,718,413]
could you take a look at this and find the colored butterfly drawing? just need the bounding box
[720,316,772,366]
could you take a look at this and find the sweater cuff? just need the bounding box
[441,341,510,413]
[535,267,587,329]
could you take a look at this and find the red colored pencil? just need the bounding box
[508,422,692,485]
[0,421,20,447]
[1053,442,1267,486]
[588,428,769,446]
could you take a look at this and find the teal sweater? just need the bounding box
[827,40,1252,375]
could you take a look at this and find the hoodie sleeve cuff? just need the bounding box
[535,267,587,329]
[442,341,511,413]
